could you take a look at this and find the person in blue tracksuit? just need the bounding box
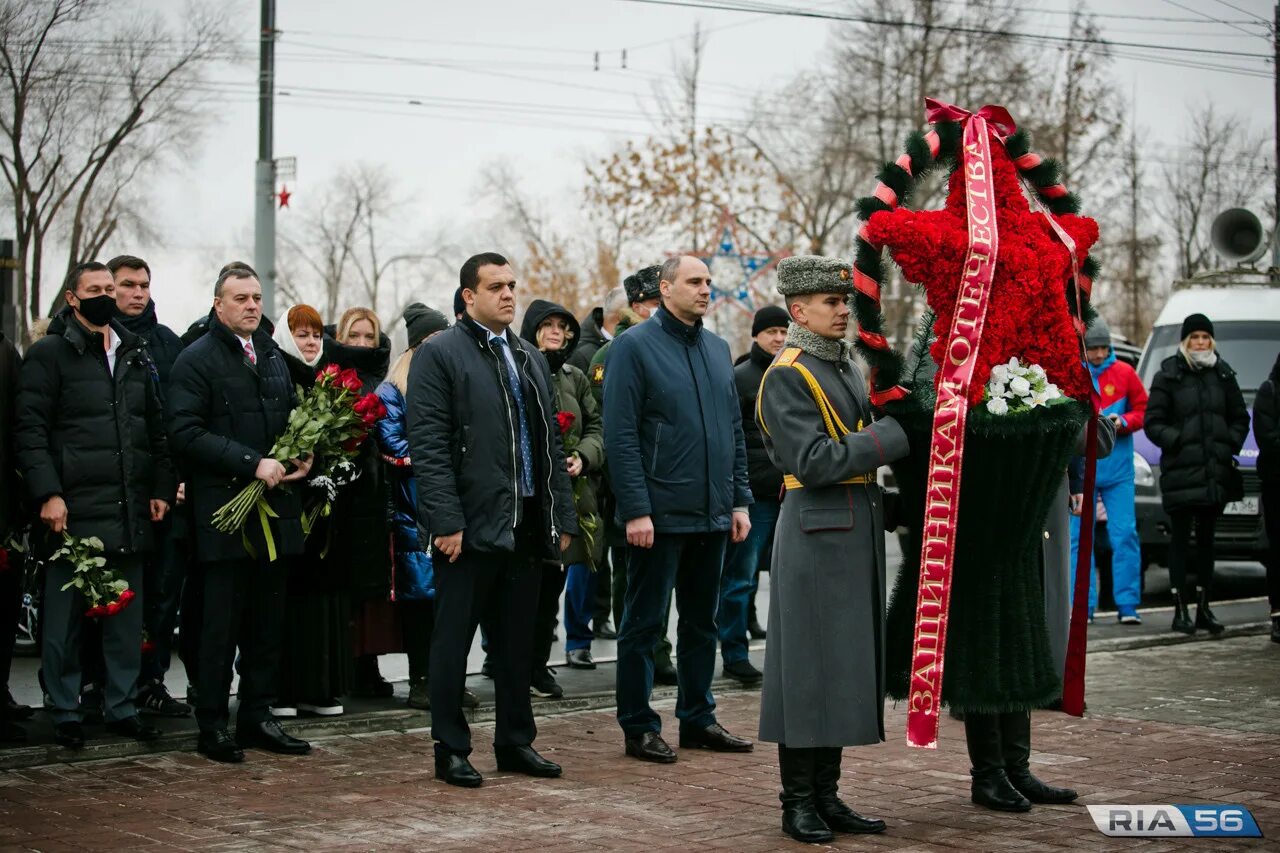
[1069,317,1148,624]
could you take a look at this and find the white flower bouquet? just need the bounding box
[982,358,1068,415]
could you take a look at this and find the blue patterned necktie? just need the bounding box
[492,336,535,497]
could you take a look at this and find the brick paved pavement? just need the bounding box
[1,635,1277,851]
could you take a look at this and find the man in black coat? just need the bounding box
[604,255,755,764]
[717,304,789,686]
[166,267,312,763]
[407,251,579,788]
[16,261,176,750]
[107,254,192,719]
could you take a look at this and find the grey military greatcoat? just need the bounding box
[756,346,909,748]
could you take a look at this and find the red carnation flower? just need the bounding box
[341,435,367,453]
[141,639,156,654]
[556,411,575,436]
[119,589,136,605]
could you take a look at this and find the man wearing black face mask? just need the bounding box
[16,261,176,750]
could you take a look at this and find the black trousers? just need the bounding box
[533,562,567,673]
[1167,508,1219,593]
[429,508,542,757]
[195,557,286,733]
[178,560,204,687]
[0,552,23,704]
[400,599,434,682]
[1263,480,1280,612]
[139,516,188,686]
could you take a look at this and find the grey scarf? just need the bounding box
[1180,342,1218,371]
[785,322,851,364]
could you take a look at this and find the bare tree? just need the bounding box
[279,162,447,325]
[1163,102,1270,279]
[0,0,234,337]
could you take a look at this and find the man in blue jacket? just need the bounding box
[605,254,754,763]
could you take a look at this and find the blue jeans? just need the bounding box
[563,562,595,652]
[718,499,778,664]
[1069,476,1142,611]
[616,532,726,737]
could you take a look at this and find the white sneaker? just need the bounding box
[271,705,298,718]
[298,700,344,716]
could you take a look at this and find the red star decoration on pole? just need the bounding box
[277,185,292,209]
[863,136,1098,404]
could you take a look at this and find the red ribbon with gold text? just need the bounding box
[906,101,1006,749]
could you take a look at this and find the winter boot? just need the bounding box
[777,746,834,844]
[1170,590,1195,635]
[1000,711,1077,804]
[964,713,1031,812]
[813,747,885,833]
[747,592,766,640]
[1195,588,1225,636]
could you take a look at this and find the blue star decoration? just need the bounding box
[693,213,788,316]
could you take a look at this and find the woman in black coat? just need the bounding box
[1144,313,1251,635]
[1253,351,1280,643]
[270,304,350,717]
[323,308,394,698]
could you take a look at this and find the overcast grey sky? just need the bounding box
[122,0,1274,330]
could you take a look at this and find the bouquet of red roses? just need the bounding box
[52,532,136,618]
[212,364,387,560]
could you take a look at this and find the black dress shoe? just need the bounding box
[817,800,886,834]
[0,719,27,743]
[1007,769,1078,804]
[197,729,244,763]
[625,731,677,763]
[495,745,562,778]
[679,723,753,752]
[747,619,767,640]
[105,716,162,742]
[236,719,311,755]
[566,648,596,669]
[435,753,483,787]
[5,692,34,721]
[971,771,1033,812]
[653,662,679,686]
[54,721,85,750]
[593,622,618,640]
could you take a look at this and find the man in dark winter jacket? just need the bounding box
[167,267,312,763]
[107,254,191,718]
[407,252,579,788]
[605,254,754,764]
[717,304,788,685]
[569,287,628,372]
[16,261,176,750]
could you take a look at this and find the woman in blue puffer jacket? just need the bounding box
[374,304,477,711]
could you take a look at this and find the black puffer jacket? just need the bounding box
[1145,353,1251,512]
[166,320,303,563]
[0,332,22,537]
[736,342,782,501]
[323,329,391,600]
[568,306,608,372]
[407,315,579,557]
[1254,352,1280,484]
[16,310,175,554]
[116,300,184,391]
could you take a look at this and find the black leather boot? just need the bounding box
[778,746,834,843]
[1170,590,1195,635]
[813,748,885,833]
[1000,711,1077,804]
[1195,588,1225,635]
[964,713,1031,812]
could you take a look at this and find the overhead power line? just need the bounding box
[607,0,1273,59]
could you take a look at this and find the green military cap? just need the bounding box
[775,255,854,297]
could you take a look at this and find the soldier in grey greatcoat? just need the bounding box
[755,256,909,845]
